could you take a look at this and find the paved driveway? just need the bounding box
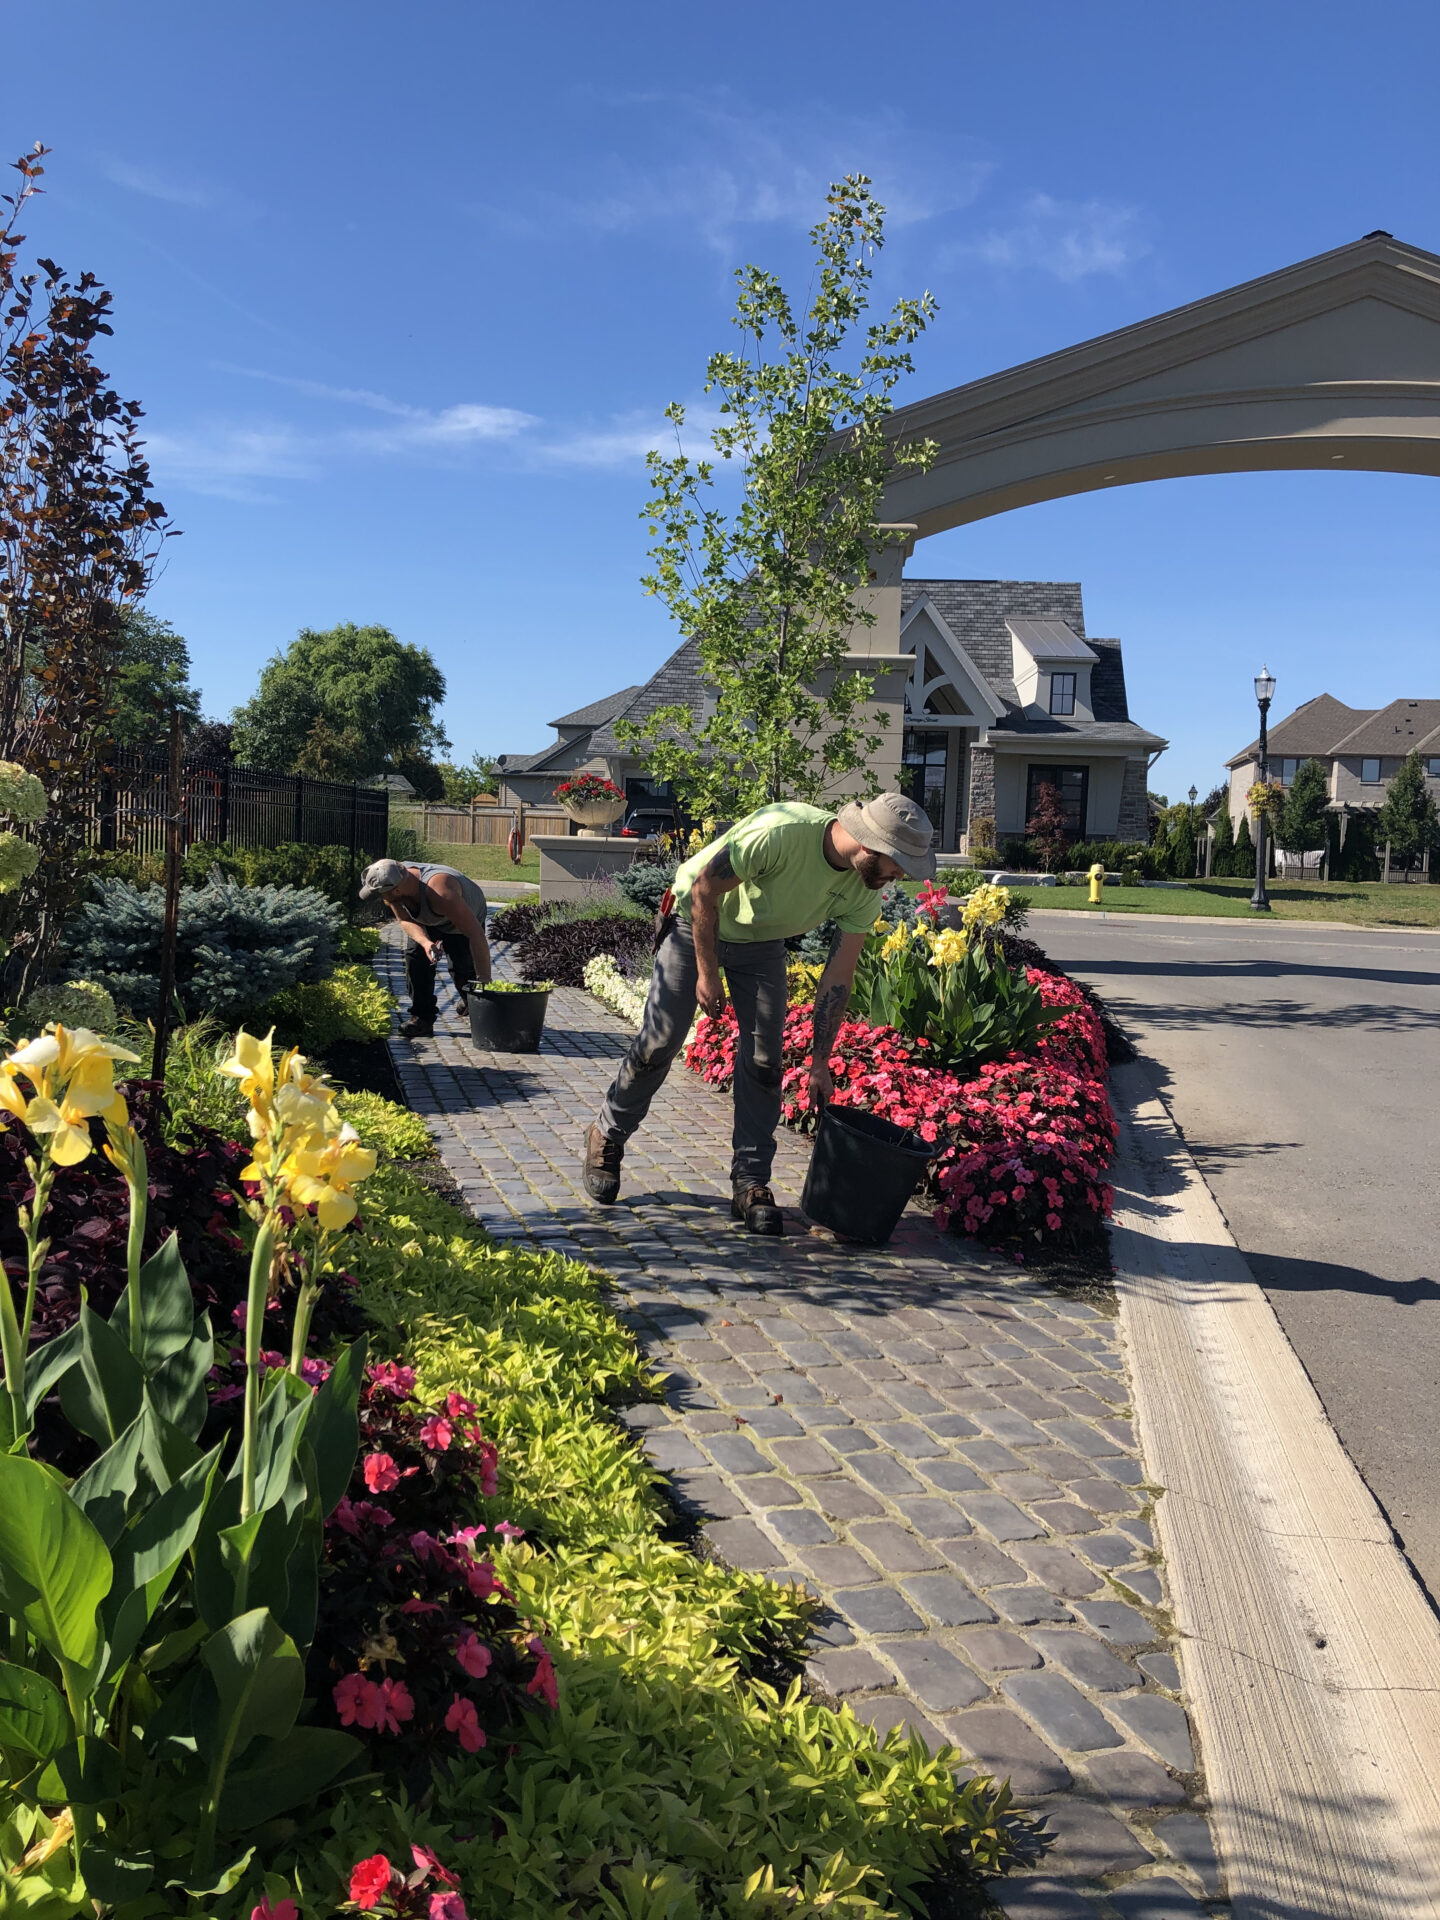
[1029,909,1440,1601]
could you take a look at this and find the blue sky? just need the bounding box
[9,0,1440,800]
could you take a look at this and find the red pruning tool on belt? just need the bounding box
[653,886,676,950]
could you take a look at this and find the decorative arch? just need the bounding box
[878,234,1440,536]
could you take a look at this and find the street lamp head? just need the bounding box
[1188,785,1198,805]
[1254,665,1276,706]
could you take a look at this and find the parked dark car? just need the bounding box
[619,804,681,840]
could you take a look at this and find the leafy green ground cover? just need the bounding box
[339,1162,1027,1916]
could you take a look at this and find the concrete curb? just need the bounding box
[1108,1061,1440,1918]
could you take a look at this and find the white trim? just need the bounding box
[898,595,1005,724]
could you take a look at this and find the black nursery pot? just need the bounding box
[467,983,551,1053]
[801,1104,933,1247]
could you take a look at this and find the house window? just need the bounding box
[1026,765,1089,838]
[901,729,948,835]
[1280,758,1298,786]
[1048,672,1076,716]
[1361,758,1382,785]
[1428,759,1440,778]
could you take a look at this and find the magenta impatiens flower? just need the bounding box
[250,1900,298,1920]
[430,1895,468,1920]
[373,1677,415,1735]
[445,1693,486,1752]
[454,1628,492,1679]
[419,1413,453,1452]
[333,1671,382,1729]
[525,1636,559,1709]
[363,1451,400,1493]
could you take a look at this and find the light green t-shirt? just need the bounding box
[672,802,878,944]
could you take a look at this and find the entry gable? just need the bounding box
[899,595,1004,725]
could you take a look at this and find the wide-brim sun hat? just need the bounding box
[835,790,937,881]
[359,857,411,899]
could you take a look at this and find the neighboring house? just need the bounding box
[496,580,1166,851]
[495,686,643,809]
[1225,695,1440,824]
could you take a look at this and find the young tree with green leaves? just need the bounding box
[231,622,449,784]
[437,752,499,804]
[1276,756,1330,873]
[1376,749,1440,872]
[618,176,937,817]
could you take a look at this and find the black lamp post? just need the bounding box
[1250,667,1276,913]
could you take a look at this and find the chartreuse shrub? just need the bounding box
[335,1088,434,1160]
[260,960,394,1052]
[345,1163,1025,1915]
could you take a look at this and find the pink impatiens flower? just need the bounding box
[373,1677,414,1735]
[419,1414,453,1452]
[363,1451,400,1493]
[454,1629,492,1679]
[445,1693,486,1752]
[525,1636,559,1710]
[250,1900,298,1920]
[430,1896,468,1920]
[349,1854,395,1909]
[412,1844,460,1889]
[446,1391,477,1420]
[333,1672,382,1729]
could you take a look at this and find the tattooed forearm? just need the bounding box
[811,979,850,1064]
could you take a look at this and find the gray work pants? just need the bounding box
[596,921,789,1189]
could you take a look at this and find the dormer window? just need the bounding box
[1049,673,1076,716]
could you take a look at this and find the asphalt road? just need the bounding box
[1029,907,1440,1602]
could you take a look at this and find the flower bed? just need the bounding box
[0,1016,1029,1915]
[686,964,1116,1253]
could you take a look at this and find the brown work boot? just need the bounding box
[731,1183,784,1236]
[399,1014,434,1039]
[582,1125,624,1205]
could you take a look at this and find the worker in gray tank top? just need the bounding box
[359,858,492,1038]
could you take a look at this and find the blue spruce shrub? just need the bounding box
[65,873,342,1018]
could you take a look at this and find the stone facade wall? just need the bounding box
[966,745,995,848]
[1117,756,1150,843]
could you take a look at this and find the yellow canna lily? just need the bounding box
[928,926,969,968]
[286,1124,377,1232]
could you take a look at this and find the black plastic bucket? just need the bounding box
[467,984,551,1053]
[801,1104,934,1246]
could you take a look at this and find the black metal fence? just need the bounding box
[90,752,389,860]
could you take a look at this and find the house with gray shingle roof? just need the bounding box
[497,581,1167,850]
[1225,694,1440,825]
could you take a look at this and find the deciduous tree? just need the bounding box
[618,176,937,816]
[231,623,448,784]
[1026,781,1071,874]
[106,607,201,749]
[0,148,173,988]
[1276,756,1329,871]
[1376,749,1439,871]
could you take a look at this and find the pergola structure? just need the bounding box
[842,233,1440,843]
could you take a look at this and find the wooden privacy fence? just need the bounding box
[393,802,571,847]
[90,752,390,860]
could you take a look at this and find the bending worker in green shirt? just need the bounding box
[583,791,936,1234]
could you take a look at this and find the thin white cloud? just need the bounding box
[469,89,991,254]
[104,159,215,209]
[140,423,317,501]
[952,193,1147,281]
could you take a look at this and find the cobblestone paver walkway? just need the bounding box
[382,934,1227,1917]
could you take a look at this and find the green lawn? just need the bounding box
[412,839,541,883]
[1015,877,1440,928]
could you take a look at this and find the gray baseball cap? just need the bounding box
[835,790,937,881]
[358,857,411,899]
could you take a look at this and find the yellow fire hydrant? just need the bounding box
[1088,861,1105,905]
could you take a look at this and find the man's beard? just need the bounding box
[853,850,892,890]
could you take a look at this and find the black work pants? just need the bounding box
[403,932,475,1022]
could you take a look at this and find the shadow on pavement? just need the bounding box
[1244,1249,1440,1309]
[1056,953,1440,991]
